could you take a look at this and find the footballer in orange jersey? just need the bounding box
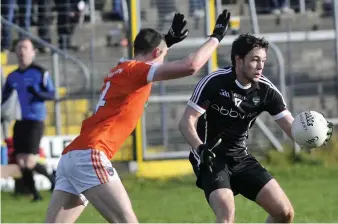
[46,10,231,223]
[62,59,158,160]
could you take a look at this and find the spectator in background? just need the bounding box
[112,0,129,22]
[1,38,56,201]
[36,0,54,53]
[322,0,333,17]
[153,0,177,31]
[1,0,32,53]
[189,0,205,19]
[34,0,85,52]
[270,0,294,15]
[54,0,85,51]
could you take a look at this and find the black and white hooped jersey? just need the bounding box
[188,66,290,157]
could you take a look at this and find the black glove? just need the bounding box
[164,13,189,48]
[27,85,37,95]
[196,144,216,173]
[210,9,231,42]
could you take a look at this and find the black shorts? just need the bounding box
[13,120,44,155]
[189,150,273,202]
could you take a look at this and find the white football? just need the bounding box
[291,111,329,148]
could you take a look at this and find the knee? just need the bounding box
[124,211,138,223]
[16,155,25,168]
[278,205,294,223]
[216,215,235,224]
[115,208,138,223]
[214,202,235,224]
[209,190,235,224]
[26,155,38,169]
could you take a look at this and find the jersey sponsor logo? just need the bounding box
[107,68,123,78]
[219,89,230,98]
[24,78,33,82]
[233,93,246,100]
[211,103,257,119]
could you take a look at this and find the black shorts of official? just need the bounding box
[13,120,45,155]
[189,151,273,202]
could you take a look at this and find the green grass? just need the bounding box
[2,164,338,223]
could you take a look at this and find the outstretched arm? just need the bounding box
[274,113,294,140]
[151,10,231,82]
[152,37,220,81]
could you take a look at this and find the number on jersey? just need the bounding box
[95,81,111,113]
[234,98,242,107]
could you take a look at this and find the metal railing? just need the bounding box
[1,17,91,135]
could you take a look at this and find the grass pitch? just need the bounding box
[1,164,338,223]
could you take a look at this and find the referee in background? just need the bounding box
[1,38,56,201]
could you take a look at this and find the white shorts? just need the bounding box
[54,149,119,200]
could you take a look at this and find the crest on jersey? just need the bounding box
[252,96,260,105]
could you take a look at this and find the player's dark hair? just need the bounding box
[134,28,165,55]
[231,33,269,66]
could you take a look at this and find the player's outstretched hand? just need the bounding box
[197,144,216,173]
[210,9,231,42]
[164,12,189,48]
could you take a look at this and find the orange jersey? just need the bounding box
[63,59,159,160]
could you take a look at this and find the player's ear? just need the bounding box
[32,48,37,59]
[235,55,242,66]
[152,47,161,58]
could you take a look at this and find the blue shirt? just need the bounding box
[1,64,55,121]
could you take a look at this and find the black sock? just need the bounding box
[34,164,51,181]
[21,168,41,199]
[34,164,55,190]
